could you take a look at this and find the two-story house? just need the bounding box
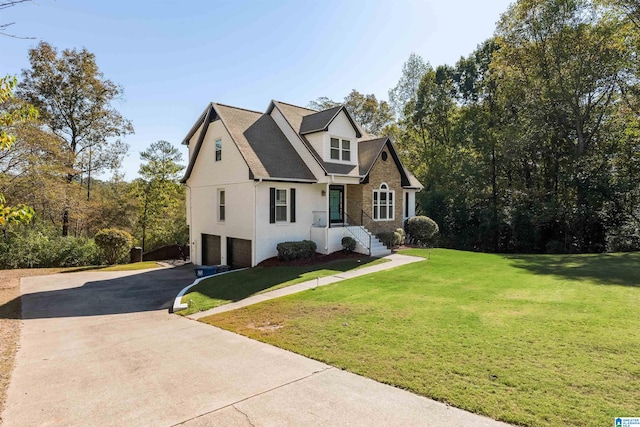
[181,100,423,268]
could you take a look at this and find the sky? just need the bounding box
[1,0,513,180]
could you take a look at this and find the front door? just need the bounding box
[329,185,344,225]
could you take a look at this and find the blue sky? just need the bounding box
[1,0,513,180]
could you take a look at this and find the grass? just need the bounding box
[178,257,387,315]
[60,261,162,273]
[201,248,640,426]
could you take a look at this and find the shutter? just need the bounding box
[290,188,296,223]
[269,187,275,224]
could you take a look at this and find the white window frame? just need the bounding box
[218,189,225,222]
[329,137,351,162]
[373,183,395,221]
[215,139,222,161]
[275,188,288,222]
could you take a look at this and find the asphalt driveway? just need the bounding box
[2,265,508,426]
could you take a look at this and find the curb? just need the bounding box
[172,268,247,313]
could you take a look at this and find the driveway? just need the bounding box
[2,265,508,426]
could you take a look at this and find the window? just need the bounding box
[275,189,287,222]
[373,183,394,221]
[269,188,296,224]
[218,189,225,222]
[330,137,351,162]
[215,139,222,161]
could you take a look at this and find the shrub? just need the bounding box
[0,224,102,269]
[405,216,439,246]
[94,228,133,265]
[341,236,356,253]
[376,229,405,248]
[276,240,317,261]
[395,228,406,245]
[376,232,395,248]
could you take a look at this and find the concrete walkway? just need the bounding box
[189,253,424,320]
[2,261,510,427]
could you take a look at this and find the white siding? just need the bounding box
[270,107,324,179]
[305,132,324,160]
[187,182,254,266]
[325,111,358,165]
[254,182,326,265]
[188,120,249,186]
[186,119,254,265]
[403,190,417,220]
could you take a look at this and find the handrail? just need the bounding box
[343,211,371,254]
[359,209,398,248]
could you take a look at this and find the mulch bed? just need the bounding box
[257,251,376,267]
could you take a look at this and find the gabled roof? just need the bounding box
[180,103,315,183]
[358,137,424,190]
[181,99,423,188]
[270,101,362,178]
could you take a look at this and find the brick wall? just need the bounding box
[365,148,403,229]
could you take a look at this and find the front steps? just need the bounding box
[345,226,392,257]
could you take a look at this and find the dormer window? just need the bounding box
[330,138,351,162]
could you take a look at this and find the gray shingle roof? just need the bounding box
[181,103,316,183]
[358,137,388,176]
[358,137,425,189]
[182,99,422,188]
[299,106,342,134]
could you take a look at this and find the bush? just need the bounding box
[405,216,439,246]
[376,232,394,248]
[395,228,406,245]
[341,236,356,252]
[276,240,317,261]
[94,228,133,265]
[0,225,102,269]
[376,229,405,248]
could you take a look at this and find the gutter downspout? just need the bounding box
[253,178,262,267]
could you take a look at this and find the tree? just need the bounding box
[308,90,394,135]
[94,228,132,265]
[133,140,186,251]
[343,90,394,135]
[18,42,133,236]
[388,53,430,119]
[493,0,629,252]
[0,0,33,39]
[0,75,36,226]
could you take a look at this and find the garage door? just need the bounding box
[227,238,252,269]
[201,234,221,265]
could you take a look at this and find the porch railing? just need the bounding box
[343,212,371,253]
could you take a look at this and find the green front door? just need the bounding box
[329,185,344,224]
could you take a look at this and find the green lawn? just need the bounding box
[201,249,640,427]
[179,257,387,315]
[61,261,161,273]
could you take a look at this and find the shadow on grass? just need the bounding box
[187,257,380,304]
[505,252,640,287]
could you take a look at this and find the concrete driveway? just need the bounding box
[2,265,508,427]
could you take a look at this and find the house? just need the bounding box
[181,100,423,269]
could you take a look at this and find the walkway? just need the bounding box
[189,253,424,319]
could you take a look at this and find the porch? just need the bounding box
[310,210,391,258]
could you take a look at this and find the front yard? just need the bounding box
[178,256,386,315]
[200,249,640,426]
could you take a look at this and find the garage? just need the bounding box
[201,234,221,265]
[227,237,252,269]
